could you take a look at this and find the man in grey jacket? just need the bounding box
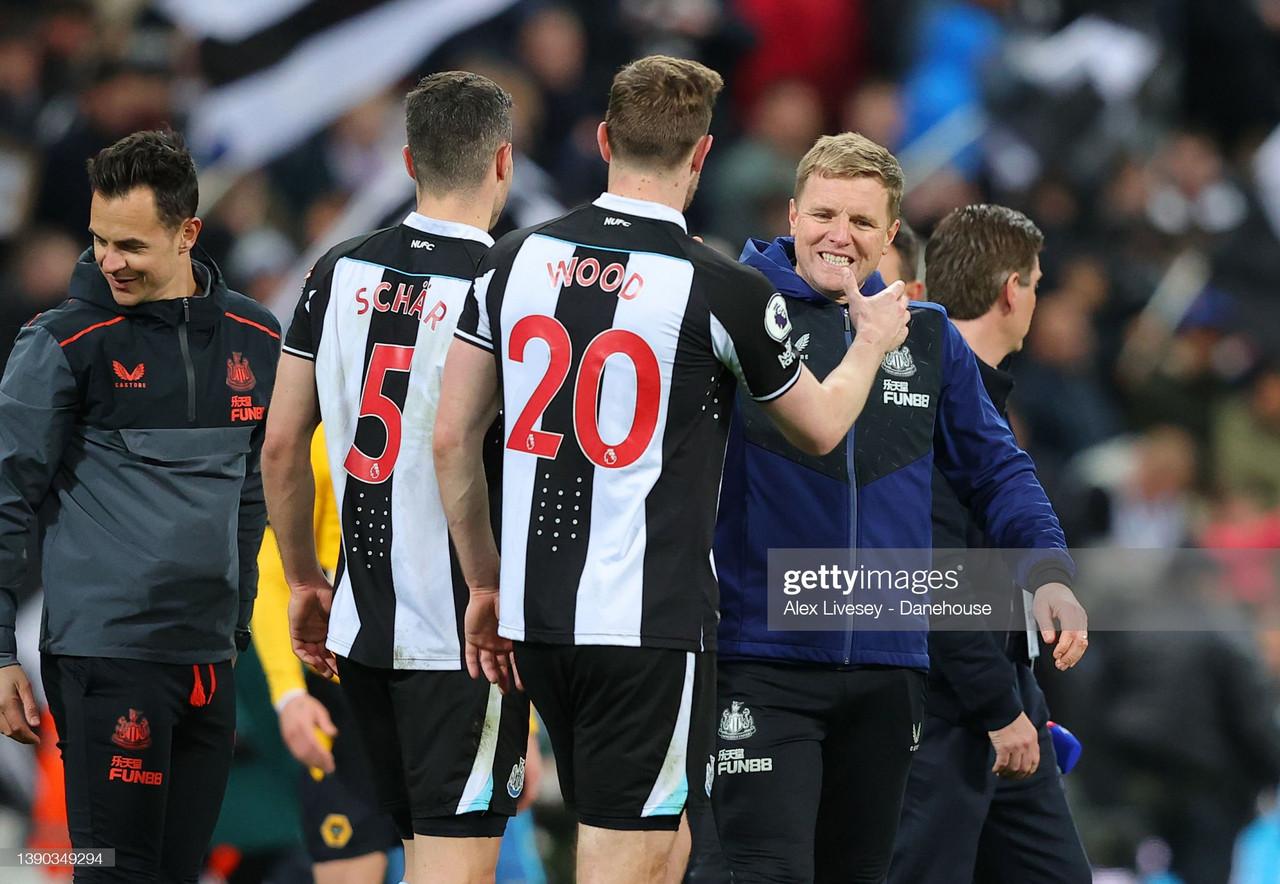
[0,129,280,882]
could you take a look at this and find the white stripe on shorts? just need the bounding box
[641,651,695,817]
[456,683,504,813]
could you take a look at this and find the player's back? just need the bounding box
[457,194,800,654]
[283,213,495,669]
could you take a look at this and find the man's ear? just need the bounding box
[178,216,202,253]
[691,134,713,173]
[883,219,901,254]
[597,122,612,163]
[402,145,416,183]
[999,271,1019,314]
[496,142,514,182]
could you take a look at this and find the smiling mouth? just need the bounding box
[819,252,852,267]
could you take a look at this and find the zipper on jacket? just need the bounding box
[178,298,196,422]
[842,305,857,665]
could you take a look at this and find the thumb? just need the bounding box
[315,703,338,738]
[1036,608,1057,644]
[18,680,40,729]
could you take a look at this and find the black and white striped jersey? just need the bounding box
[284,213,496,670]
[455,193,801,652]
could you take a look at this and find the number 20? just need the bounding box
[506,315,660,469]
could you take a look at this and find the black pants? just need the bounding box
[889,713,1091,883]
[712,662,926,884]
[42,655,236,883]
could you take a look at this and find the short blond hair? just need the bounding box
[605,55,724,170]
[794,132,905,221]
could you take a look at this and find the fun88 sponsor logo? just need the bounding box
[717,747,773,774]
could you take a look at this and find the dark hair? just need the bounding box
[605,55,724,170]
[86,129,198,230]
[890,219,921,283]
[925,204,1044,320]
[405,71,513,196]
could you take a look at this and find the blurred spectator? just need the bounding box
[0,15,43,141]
[1120,289,1253,450]
[898,0,1009,179]
[265,92,400,218]
[1145,130,1248,239]
[517,5,593,170]
[1063,424,1199,549]
[731,0,869,123]
[839,78,904,151]
[898,167,981,227]
[201,172,299,305]
[33,58,176,238]
[1213,364,1280,503]
[1012,292,1122,473]
[1200,490,1280,607]
[1090,560,1280,884]
[705,78,823,248]
[0,227,80,367]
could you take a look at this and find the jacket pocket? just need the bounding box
[118,426,253,464]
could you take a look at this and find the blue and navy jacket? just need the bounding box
[713,237,1071,669]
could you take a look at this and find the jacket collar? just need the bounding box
[69,246,230,326]
[978,357,1016,413]
[402,212,494,247]
[739,236,886,306]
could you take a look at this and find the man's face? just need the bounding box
[1009,255,1042,351]
[89,186,193,307]
[789,174,899,303]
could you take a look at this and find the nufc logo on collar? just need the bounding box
[112,360,146,389]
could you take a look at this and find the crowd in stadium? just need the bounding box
[2,1,1280,882]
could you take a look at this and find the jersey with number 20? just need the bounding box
[454,194,801,653]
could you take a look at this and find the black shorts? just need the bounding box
[515,642,715,831]
[712,662,926,884]
[42,654,236,884]
[335,657,529,839]
[298,673,402,862]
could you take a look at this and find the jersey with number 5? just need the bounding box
[454,194,800,652]
[284,213,498,670]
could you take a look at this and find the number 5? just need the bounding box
[344,343,414,483]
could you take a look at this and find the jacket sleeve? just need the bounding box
[930,465,1025,730]
[932,319,1073,588]
[0,326,78,666]
[929,630,1025,731]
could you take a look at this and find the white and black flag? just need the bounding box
[158,0,520,172]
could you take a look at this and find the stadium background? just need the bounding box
[2,0,1280,881]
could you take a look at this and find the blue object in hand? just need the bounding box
[1047,720,1081,773]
